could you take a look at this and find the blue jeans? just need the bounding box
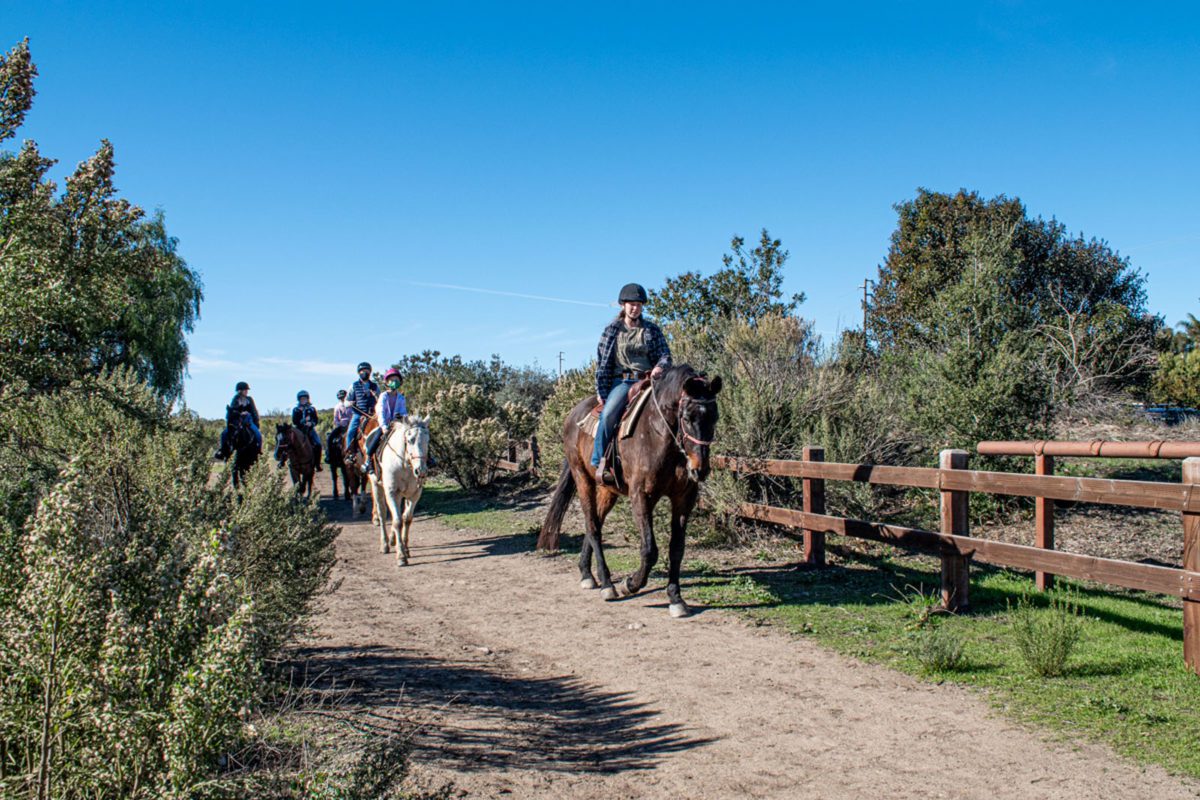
[345,412,364,450]
[304,426,321,450]
[591,379,635,467]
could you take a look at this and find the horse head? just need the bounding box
[662,366,722,482]
[398,414,431,480]
[274,423,291,465]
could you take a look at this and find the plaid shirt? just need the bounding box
[595,318,671,399]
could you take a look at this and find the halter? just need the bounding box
[650,379,717,459]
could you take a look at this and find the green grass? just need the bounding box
[418,482,1200,779]
[417,479,538,537]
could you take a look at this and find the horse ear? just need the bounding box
[709,375,723,395]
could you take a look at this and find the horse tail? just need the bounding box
[536,459,575,552]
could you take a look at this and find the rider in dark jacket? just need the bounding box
[291,390,323,471]
[214,381,263,459]
[344,361,379,453]
[592,283,671,482]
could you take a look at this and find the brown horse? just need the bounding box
[326,425,352,501]
[537,364,721,618]
[275,423,316,499]
[345,413,381,519]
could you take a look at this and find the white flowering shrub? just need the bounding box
[0,373,338,799]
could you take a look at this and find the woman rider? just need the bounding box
[365,368,407,472]
[592,282,671,482]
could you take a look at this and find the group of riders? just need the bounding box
[213,362,409,476]
[212,281,668,483]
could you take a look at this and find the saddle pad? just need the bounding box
[577,413,599,439]
[619,386,652,439]
[575,387,653,441]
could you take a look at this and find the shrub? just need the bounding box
[1010,594,1083,678]
[0,374,339,799]
[424,383,509,489]
[914,625,967,673]
[533,366,596,484]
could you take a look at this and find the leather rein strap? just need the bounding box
[650,380,716,456]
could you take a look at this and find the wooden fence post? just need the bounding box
[1184,458,1200,674]
[529,436,540,478]
[802,446,825,567]
[939,449,970,612]
[1035,453,1055,591]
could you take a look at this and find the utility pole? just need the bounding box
[557,351,564,378]
[859,279,873,342]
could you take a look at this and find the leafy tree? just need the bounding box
[1153,350,1200,408]
[0,40,201,400]
[647,229,805,330]
[869,189,1159,405]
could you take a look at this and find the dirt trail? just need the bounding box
[300,475,1199,800]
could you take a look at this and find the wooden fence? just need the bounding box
[713,448,1200,675]
[975,440,1200,591]
[494,436,540,475]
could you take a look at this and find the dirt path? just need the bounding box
[299,475,1199,799]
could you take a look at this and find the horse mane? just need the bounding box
[656,364,713,400]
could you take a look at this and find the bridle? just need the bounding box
[387,421,428,476]
[650,379,717,459]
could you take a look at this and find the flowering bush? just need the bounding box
[0,374,338,799]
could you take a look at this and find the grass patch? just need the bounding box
[416,482,1200,780]
[418,479,537,537]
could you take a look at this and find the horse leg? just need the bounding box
[400,495,415,564]
[573,469,614,594]
[621,492,659,597]
[665,488,698,618]
[382,484,405,565]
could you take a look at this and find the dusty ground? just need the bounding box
[296,472,1199,799]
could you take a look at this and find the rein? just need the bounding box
[649,379,717,458]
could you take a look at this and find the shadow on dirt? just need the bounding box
[291,643,714,774]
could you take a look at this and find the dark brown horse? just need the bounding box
[537,365,721,618]
[275,423,315,499]
[326,424,351,501]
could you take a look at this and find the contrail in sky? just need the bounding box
[410,281,613,308]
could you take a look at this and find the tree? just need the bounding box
[647,229,805,330]
[0,40,201,400]
[869,189,1159,404]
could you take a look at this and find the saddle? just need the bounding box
[577,379,654,486]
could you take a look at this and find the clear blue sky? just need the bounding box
[6,2,1198,417]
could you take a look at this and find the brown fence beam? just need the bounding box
[713,455,1200,513]
[1035,454,1055,591]
[940,449,970,611]
[979,440,1200,459]
[1185,459,1200,674]
[802,446,825,567]
[733,502,1200,602]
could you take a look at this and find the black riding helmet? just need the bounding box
[297,390,310,401]
[236,381,250,391]
[336,389,347,400]
[618,283,648,304]
[357,361,372,374]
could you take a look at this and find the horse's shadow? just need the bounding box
[288,644,714,774]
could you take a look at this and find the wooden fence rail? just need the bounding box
[976,440,1200,592]
[713,450,1200,674]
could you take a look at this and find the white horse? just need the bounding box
[369,414,431,566]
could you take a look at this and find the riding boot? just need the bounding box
[315,445,323,471]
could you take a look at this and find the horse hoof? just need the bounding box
[601,586,618,601]
[620,578,637,597]
[669,603,691,618]
[399,557,408,567]
[580,578,597,590]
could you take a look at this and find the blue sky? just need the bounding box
[5,2,1198,417]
